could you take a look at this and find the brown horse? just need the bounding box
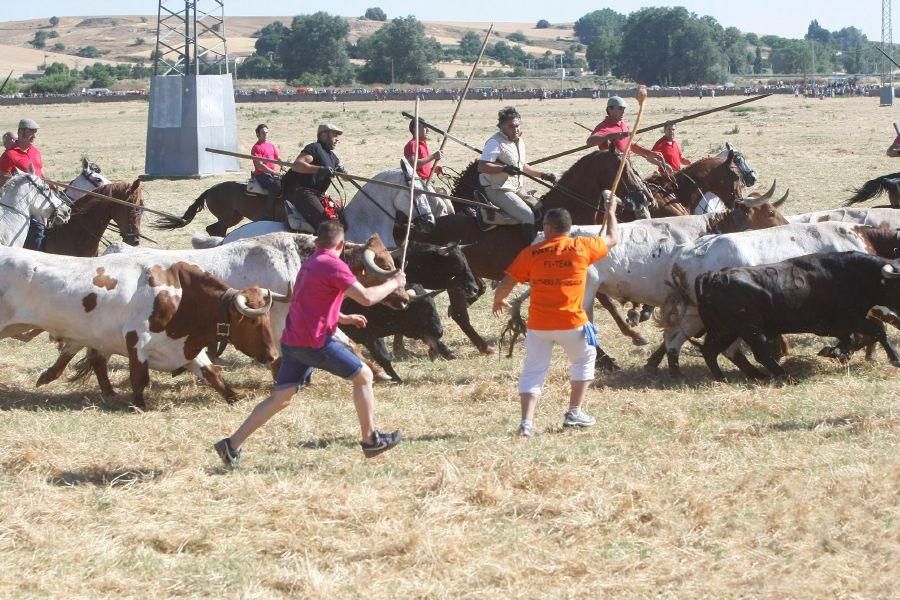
[158,170,305,236]
[408,149,654,354]
[43,180,144,257]
[644,147,751,216]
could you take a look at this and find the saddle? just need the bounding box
[244,174,280,197]
[284,200,315,233]
[475,187,540,230]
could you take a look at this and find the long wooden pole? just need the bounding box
[601,85,648,229]
[204,147,492,208]
[401,97,421,270]
[45,179,186,224]
[531,93,772,166]
[425,24,493,186]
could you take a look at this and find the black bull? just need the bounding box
[696,251,900,379]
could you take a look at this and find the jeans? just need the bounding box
[24,217,45,251]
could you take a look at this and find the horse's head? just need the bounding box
[16,171,72,227]
[107,179,143,246]
[67,158,111,201]
[721,142,757,187]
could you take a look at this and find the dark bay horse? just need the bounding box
[408,150,654,354]
[158,170,304,236]
[43,180,144,256]
[846,171,900,208]
[644,145,757,216]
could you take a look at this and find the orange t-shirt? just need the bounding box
[505,235,608,330]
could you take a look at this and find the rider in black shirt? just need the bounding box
[288,123,345,230]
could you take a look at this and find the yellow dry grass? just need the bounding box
[0,94,898,597]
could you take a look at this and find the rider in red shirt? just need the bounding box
[0,118,48,250]
[403,118,442,179]
[586,96,670,173]
[651,122,692,173]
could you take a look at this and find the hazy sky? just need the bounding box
[0,1,887,41]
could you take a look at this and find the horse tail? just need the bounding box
[846,172,900,206]
[191,232,224,249]
[154,189,209,230]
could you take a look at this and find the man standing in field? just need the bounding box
[492,200,620,437]
[288,123,345,231]
[0,118,48,250]
[587,96,670,173]
[651,122,692,173]
[215,221,407,467]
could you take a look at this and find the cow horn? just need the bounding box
[436,243,455,256]
[363,248,397,277]
[269,282,292,303]
[234,291,274,317]
[756,180,776,202]
[773,189,789,208]
[882,263,900,279]
[389,246,405,259]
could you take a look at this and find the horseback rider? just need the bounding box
[250,123,282,194]
[2,131,16,151]
[478,106,556,245]
[651,121,692,173]
[0,118,48,250]
[288,123,345,232]
[404,118,442,179]
[587,96,671,173]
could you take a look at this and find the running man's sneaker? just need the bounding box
[563,407,597,428]
[518,420,534,438]
[214,438,241,468]
[361,429,404,458]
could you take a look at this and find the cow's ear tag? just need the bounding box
[217,323,230,338]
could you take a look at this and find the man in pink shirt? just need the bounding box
[215,221,407,466]
[250,123,281,195]
[586,96,670,172]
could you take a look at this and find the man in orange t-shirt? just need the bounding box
[492,198,620,437]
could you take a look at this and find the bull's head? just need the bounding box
[734,182,789,230]
[351,234,410,309]
[227,286,289,364]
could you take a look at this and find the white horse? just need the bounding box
[343,167,441,248]
[0,171,72,247]
[65,158,111,201]
[192,167,447,249]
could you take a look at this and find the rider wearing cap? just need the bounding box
[587,96,670,173]
[289,123,345,231]
[0,118,48,249]
[478,106,557,246]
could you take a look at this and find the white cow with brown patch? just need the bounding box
[0,246,284,407]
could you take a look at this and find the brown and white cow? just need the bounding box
[0,247,285,407]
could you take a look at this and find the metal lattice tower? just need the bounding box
[153,1,230,76]
[882,0,893,87]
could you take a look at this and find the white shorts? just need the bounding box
[519,327,596,395]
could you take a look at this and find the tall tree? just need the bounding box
[279,13,354,85]
[254,21,289,57]
[586,33,619,75]
[363,7,387,21]
[358,16,442,84]
[573,9,626,45]
[458,31,483,61]
[805,20,831,45]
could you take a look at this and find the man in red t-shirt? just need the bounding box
[586,96,670,172]
[250,123,282,195]
[403,118,442,179]
[215,221,408,466]
[651,122,692,173]
[492,197,620,437]
[0,118,47,249]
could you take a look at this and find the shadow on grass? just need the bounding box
[0,384,133,412]
[297,431,464,450]
[48,468,163,487]
[768,413,875,433]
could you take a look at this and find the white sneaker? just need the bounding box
[563,407,596,428]
[518,421,534,437]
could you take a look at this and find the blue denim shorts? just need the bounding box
[274,336,363,391]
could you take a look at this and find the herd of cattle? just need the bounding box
[0,164,899,407]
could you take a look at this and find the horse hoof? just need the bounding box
[626,309,640,327]
[643,362,658,373]
[632,335,649,347]
[479,346,495,355]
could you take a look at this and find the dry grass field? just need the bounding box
[0,94,898,597]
